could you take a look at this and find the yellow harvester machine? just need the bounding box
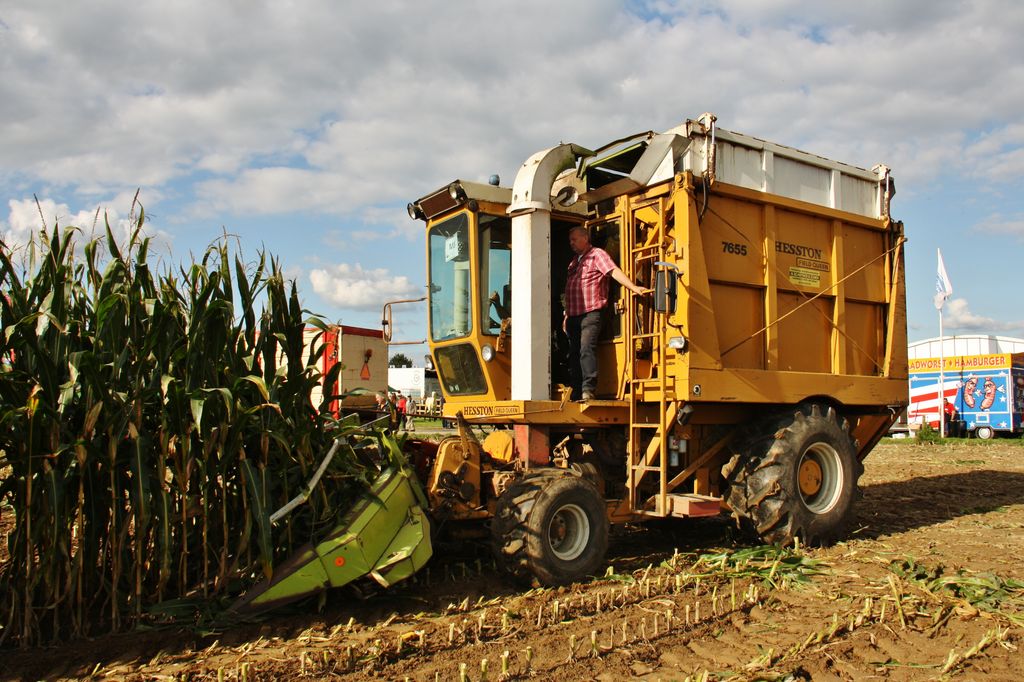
[404,113,908,585]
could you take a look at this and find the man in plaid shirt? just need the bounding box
[563,226,646,401]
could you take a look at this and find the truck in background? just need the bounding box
[279,324,388,414]
[388,366,442,401]
[907,352,1024,438]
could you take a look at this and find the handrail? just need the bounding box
[381,296,426,344]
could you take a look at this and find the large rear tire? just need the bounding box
[723,404,861,546]
[491,470,609,585]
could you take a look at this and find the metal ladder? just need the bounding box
[623,197,676,517]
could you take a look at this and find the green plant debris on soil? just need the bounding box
[890,557,1024,626]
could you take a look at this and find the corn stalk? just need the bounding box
[0,214,374,646]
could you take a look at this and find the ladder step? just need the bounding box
[578,398,627,409]
[665,494,722,518]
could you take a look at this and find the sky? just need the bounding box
[2,0,1023,364]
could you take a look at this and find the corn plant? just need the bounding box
[0,213,383,646]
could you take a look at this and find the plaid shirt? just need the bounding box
[564,246,616,317]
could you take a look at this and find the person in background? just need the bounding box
[943,398,960,437]
[562,225,646,401]
[396,392,408,427]
[404,396,416,432]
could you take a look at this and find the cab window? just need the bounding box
[478,214,511,335]
[428,213,472,341]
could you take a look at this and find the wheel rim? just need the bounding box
[977,426,993,440]
[798,458,823,497]
[547,503,591,561]
[798,443,843,514]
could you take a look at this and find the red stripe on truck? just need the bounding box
[338,325,384,339]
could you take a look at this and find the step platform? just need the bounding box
[665,494,722,518]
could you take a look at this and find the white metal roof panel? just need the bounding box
[908,335,1024,358]
[669,118,890,219]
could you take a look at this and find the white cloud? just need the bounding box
[5,0,1022,217]
[195,168,350,217]
[309,262,422,311]
[974,213,1024,238]
[944,298,1023,334]
[3,0,1024,339]
[281,263,304,284]
[1,195,172,258]
[2,197,109,249]
[692,0,980,34]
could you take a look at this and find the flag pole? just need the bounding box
[938,306,945,438]
[935,247,952,439]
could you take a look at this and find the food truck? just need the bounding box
[908,353,1024,438]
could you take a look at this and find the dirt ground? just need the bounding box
[2,439,1023,681]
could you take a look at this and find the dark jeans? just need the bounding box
[566,310,602,398]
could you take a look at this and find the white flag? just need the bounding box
[933,248,953,310]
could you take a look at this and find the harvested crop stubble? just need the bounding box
[0,211,386,646]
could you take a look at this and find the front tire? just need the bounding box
[491,470,609,585]
[975,425,994,440]
[723,404,861,546]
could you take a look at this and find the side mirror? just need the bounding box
[653,269,677,314]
